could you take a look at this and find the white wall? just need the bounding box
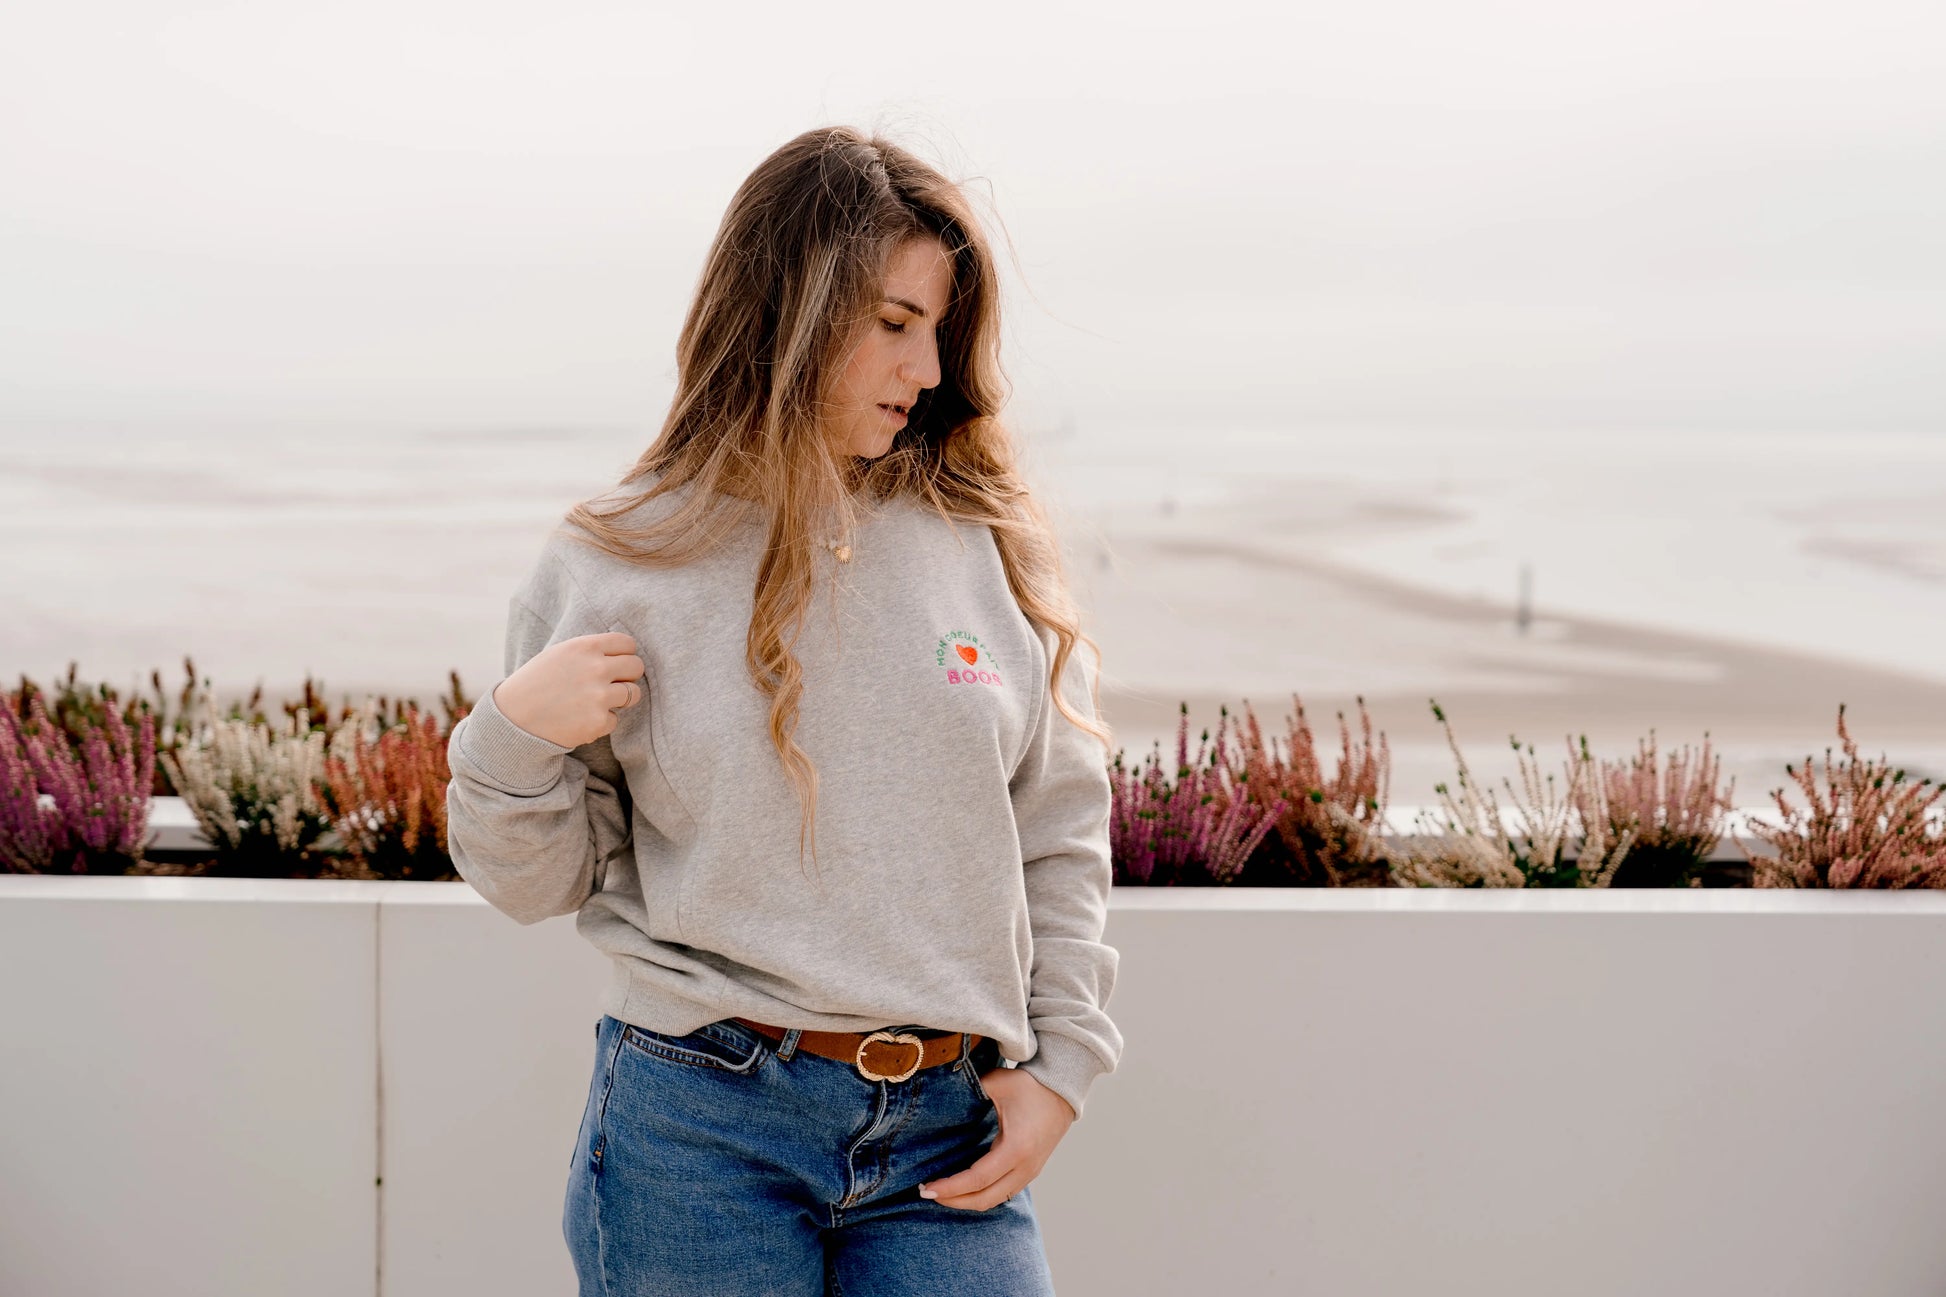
[4,878,1945,1296]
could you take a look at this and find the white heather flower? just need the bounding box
[1391,706,1631,889]
[162,696,328,854]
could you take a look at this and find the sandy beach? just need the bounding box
[1068,480,1946,804]
[5,429,1945,813]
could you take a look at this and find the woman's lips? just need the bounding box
[877,404,908,426]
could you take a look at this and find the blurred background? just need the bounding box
[4,0,1944,801]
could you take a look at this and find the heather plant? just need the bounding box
[161,695,333,876]
[1390,701,1635,889]
[316,701,465,881]
[11,661,177,798]
[103,658,292,798]
[0,683,156,874]
[1225,694,1392,887]
[281,669,474,738]
[1110,703,1289,885]
[141,659,477,797]
[1737,705,1946,889]
[1574,730,1735,889]
[146,657,248,797]
[27,663,139,749]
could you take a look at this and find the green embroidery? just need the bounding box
[934,630,997,671]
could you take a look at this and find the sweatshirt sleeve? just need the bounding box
[1008,624,1123,1122]
[445,587,634,927]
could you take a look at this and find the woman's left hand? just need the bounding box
[918,1067,1075,1211]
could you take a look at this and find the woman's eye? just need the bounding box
[879,319,907,334]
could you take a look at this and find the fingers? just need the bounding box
[925,1170,1027,1212]
[566,634,641,683]
[919,1146,1013,1208]
[587,644,644,693]
[604,680,642,711]
[608,654,645,683]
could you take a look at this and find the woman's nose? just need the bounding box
[898,339,941,390]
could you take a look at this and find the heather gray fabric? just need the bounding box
[445,479,1122,1121]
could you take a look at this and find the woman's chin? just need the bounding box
[846,431,898,459]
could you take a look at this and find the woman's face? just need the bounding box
[826,236,953,459]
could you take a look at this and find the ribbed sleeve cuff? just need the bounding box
[454,686,575,793]
[1018,1031,1110,1124]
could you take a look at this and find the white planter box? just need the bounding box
[3,877,1945,1297]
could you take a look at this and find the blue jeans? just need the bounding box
[563,1013,1058,1295]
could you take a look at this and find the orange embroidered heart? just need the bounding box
[955,645,979,666]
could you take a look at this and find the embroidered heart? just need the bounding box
[956,645,979,666]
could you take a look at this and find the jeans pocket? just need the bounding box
[958,1043,996,1105]
[620,1018,770,1074]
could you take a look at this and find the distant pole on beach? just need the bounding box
[1517,562,1533,635]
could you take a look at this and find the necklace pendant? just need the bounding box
[832,544,852,563]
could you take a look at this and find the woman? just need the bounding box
[444,124,1122,1296]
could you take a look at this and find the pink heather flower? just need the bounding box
[1110,703,1288,886]
[0,689,156,874]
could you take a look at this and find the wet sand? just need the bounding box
[1069,490,1946,803]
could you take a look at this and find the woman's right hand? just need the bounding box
[491,632,647,749]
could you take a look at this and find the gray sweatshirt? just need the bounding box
[444,478,1123,1121]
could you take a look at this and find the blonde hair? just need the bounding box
[560,124,1110,877]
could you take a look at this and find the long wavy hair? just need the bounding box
[560,124,1111,878]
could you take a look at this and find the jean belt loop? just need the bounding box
[778,1027,803,1062]
[960,1031,974,1063]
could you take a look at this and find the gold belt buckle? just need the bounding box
[855,1030,924,1082]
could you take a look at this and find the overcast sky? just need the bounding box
[3,0,1944,443]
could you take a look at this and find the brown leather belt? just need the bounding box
[732,1018,980,1083]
